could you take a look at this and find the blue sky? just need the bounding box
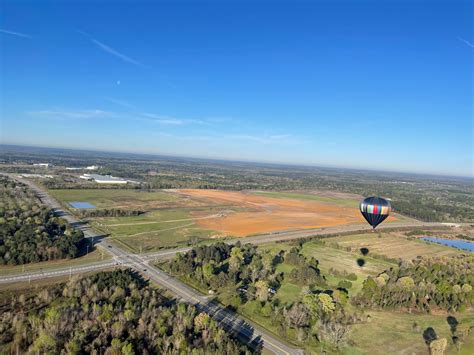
[1,0,472,177]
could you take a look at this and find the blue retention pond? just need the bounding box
[421,237,474,252]
[68,201,97,209]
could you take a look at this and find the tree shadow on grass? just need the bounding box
[447,316,459,344]
[447,316,458,334]
[423,327,437,345]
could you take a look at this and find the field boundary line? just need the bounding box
[106,213,222,227]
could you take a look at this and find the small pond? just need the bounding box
[421,237,474,252]
[68,201,97,209]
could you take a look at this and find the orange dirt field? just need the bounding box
[178,189,397,237]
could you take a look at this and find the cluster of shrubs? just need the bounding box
[78,208,145,218]
[354,255,474,312]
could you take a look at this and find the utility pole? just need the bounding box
[86,245,89,255]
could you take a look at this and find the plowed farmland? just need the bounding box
[178,189,398,236]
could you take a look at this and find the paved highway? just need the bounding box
[0,220,444,285]
[0,174,450,354]
[102,241,302,354]
[1,174,302,354]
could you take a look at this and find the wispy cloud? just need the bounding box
[28,109,115,120]
[154,132,310,145]
[205,116,240,124]
[155,132,215,141]
[105,97,136,109]
[105,96,233,126]
[227,134,301,144]
[142,113,185,125]
[458,37,474,48]
[78,30,145,67]
[142,113,207,125]
[28,105,213,126]
[0,28,32,39]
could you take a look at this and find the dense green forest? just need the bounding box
[0,269,253,354]
[355,255,474,312]
[0,176,84,265]
[2,146,473,222]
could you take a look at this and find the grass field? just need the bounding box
[325,232,461,261]
[49,189,182,209]
[91,208,220,252]
[243,239,473,353]
[112,227,215,253]
[252,191,360,208]
[49,189,227,252]
[345,310,474,355]
[260,240,394,296]
[260,231,464,298]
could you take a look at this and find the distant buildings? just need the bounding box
[79,173,127,184]
[33,163,50,167]
[66,165,99,171]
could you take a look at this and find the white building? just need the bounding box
[79,173,127,184]
[66,165,98,171]
[33,163,50,167]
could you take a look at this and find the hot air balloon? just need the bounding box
[359,196,391,229]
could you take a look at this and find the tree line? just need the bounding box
[354,255,474,312]
[78,208,145,218]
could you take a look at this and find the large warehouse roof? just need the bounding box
[79,173,127,184]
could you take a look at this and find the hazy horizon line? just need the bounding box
[1,142,472,180]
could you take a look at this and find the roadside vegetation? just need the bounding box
[0,269,254,354]
[0,176,84,265]
[0,247,109,276]
[161,238,474,353]
[163,242,360,350]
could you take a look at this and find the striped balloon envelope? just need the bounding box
[359,196,391,229]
